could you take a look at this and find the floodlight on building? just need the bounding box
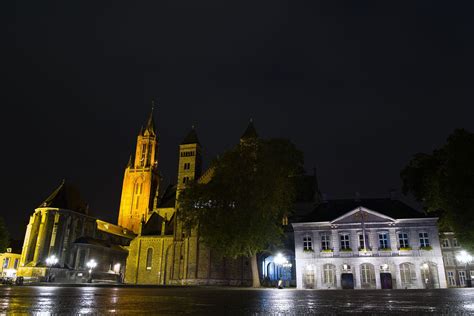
[46,255,58,267]
[456,250,473,265]
[274,253,287,265]
[113,263,121,274]
[86,259,97,283]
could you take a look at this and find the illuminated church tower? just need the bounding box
[117,105,160,233]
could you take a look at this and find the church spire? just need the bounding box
[143,100,156,136]
[240,119,258,141]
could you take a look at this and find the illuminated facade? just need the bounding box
[440,232,473,287]
[18,181,134,282]
[0,249,21,279]
[293,199,447,290]
[117,106,160,234]
[124,124,254,285]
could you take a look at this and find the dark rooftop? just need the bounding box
[297,198,427,223]
[181,127,200,145]
[39,180,88,214]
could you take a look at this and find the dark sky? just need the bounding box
[3,1,474,239]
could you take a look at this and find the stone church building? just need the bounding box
[122,110,254,285]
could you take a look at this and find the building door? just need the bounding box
[380,273,393,289]
[341,273,354,289]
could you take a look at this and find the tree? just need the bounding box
[401,129,474,250]
[0,217,9,253]
[178,138,304,287]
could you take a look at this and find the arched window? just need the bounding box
[322,264,336,287]
[360,263,376,289]
[146,248,153,270]
[400,262,416,286]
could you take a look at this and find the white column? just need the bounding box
[295,260,303,289]
[335,264,341,289]
[394,263,403,289]
[415,263,424,289]
[353,264,361,289]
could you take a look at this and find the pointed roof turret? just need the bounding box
[240,119,258,140]
[143,100,156,136]
[181,126,200,145]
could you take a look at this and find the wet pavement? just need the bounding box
[0,286,473,315]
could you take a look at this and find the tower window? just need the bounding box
[184,163,191,170]
[135,197,140,209]
[182,177,190,184]
[146,248,153,270]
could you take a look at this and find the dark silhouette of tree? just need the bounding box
[179,138,304,287]
[401,129,474,250]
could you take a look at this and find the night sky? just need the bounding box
[4,1,474,239]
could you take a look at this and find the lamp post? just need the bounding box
[86,259,97,283]
[45,255,58,282]
[456,250,473,287]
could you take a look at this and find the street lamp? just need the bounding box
[45,255,58,282]
[86,259,97,283]
[456,250,473,287]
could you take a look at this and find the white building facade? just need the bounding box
[292,199,447,290]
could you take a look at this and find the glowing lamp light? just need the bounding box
[456,250,473,265]
[87,259,97,270]
[113,263,121,274]
[274,253,287,265]
[46,255,58,267]
[422,263,429,270]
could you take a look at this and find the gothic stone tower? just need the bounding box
[118,106,160,233]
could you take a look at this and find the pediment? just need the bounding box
[331,207,396,224]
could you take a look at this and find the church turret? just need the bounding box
[240,119,258,144]
[177,126,202,193]
[117,102,160,234]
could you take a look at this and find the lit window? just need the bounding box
[400,263,416,286]
[2,258,9,269]
[322,264,336,286]
[419,232,430,248]
[13,259,19,269]
[398,232,409,248]
[146,248,153,270]
[303,235,312,251]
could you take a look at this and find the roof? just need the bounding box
[156,184,177,208]
[39,180,88,214]
[240,120,258,140]
[181,127,200,145]
[73,237,127,252]
[298,198,427,223]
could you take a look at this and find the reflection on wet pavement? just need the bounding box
[0,286,473,315]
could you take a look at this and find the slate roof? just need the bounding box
[39,180,88,214]
[240,120,258,139]
[298,198,427,223]
[181,127,200,145]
